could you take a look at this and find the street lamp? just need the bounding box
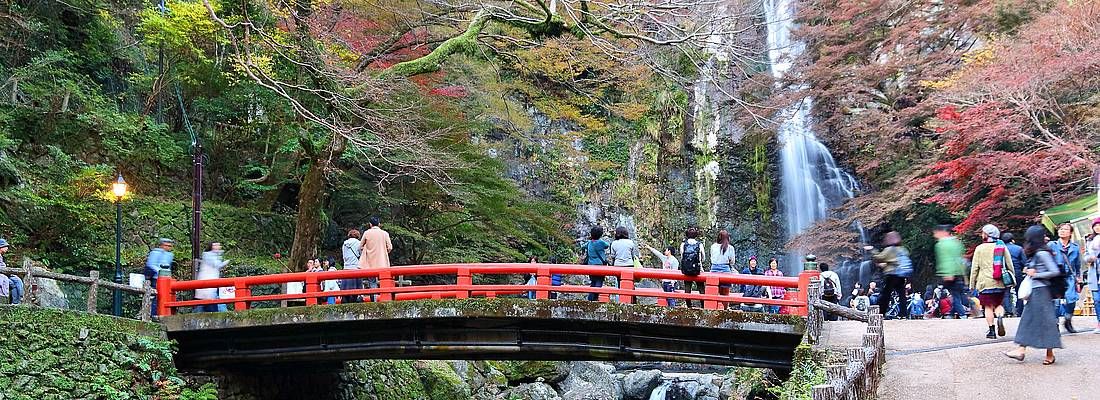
[112,174,128,316]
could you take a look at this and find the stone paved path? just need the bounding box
[820,317,1100,400]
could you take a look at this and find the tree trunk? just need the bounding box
[287,136,347,271]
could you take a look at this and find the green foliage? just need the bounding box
[768,343,826,400]
[0,306,212,398]
[750,140,773,221]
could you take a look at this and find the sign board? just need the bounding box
[128,273,145,288]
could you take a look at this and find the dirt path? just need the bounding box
[820,317,1099,399]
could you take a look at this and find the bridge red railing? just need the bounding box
[157,264,820,317]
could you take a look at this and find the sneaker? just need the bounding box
[996,316,1006,337]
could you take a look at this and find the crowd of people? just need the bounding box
[575,226,790,312]
[847,221,1100,366]
[126,212,1098,367]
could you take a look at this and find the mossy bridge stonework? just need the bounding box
[157,264,821,371]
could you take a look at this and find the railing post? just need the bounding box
[826,364,845,400]
[863,332,881,398]
[23,259,37,307]
[139,280,153,322]
[805,278,823,342]
[812,384,836,400]
[378,269,394,302]
[620,269,634,304]
[535,266,551,300]
[795,270,819,317]
[703,275,720,310]
[234,279,250,311]
[304,274,320,306]
[156,269,173,316]
[86,270,100,314]
[456,267,471,299]
[846,347,866,400]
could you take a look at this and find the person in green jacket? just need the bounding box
[934,224,967,318]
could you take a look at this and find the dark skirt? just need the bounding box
[1015,286,1062,349]
[978,290,1005,308]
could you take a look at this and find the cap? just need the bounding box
[0,239,9,248]
[158,238,175,245]
[981,224,1000,240]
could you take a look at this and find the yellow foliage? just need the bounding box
[919,40,996,90]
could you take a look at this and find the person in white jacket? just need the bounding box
[323,267,342,304]
[196,242,229,312]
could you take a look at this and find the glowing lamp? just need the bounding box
[112,175,128,200]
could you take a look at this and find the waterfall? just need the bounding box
[765,0,860,273]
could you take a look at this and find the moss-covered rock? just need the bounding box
[415,360,472,400]
[341,360,429,400]
[490,361,569,384]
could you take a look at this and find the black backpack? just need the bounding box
[681,241,701,276]
[822,276,837,298]
[1048,249,1070,300]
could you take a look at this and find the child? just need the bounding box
[851,289,870,312]
[323,267,341,304]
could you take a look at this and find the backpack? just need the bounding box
[854,296,869,312]
[1047,249,1070,300]
[680,241,701,276]
[822,276,837,298]
[894,248,913,278]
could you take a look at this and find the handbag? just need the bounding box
[1001,268,1016,287]
[1017,276,1034,300]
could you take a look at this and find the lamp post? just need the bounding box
[112,174,128,316]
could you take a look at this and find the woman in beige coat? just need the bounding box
[971,224,1015,339]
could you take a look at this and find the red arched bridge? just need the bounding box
[157,264,821,371]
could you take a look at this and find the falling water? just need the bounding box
[765,0,861,273]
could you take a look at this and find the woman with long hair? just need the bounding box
[1004,225,1062,364]
[709,230,736,296]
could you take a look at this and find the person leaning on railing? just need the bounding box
[0,239,25,305]
[580,226,610,302]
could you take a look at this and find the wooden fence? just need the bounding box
[809,303,886,400]
[1,258,156,321]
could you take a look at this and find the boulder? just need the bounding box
[557,362,622,400]
[451,360,507,400]
[414,360,472,400]
[507,382,563,400]
[34,278,68,309]
[561,382,618,400]
[491,361,570,384]
[622,369,662,400]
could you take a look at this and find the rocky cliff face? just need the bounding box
[480,1,783,261]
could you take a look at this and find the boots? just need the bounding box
[1064,316,1077,333]
[996,316,1006,337]
[986,326,997,339]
